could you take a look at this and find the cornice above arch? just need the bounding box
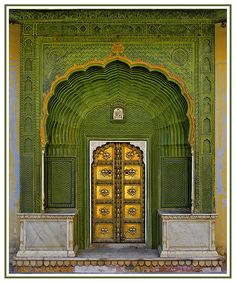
[9,9,226,24]
[41,54,195,148]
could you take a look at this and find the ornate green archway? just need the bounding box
[42,57,193,249]
[41,55,195,147]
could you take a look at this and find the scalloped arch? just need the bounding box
[41,55,195,147]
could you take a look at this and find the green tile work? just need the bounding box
[45,157,76,208]
[20,155,34,212]
[161,157,191,208]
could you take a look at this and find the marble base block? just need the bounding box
[16,213,78,258]
[158,211,219,258]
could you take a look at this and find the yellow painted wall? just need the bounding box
[215,23,227,257]
[9,24,20,254]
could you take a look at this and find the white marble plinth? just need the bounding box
[16,213,78,258]
[158,211,219,258]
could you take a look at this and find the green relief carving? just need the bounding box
[45,157,76,209]
[23,24,34,35]
[23,97,32,113]
[125,43,193,93]
[161,157,191,209]
[42,44,111,91]
[91,23,145,35]
[203,97,212,114]
[23,38,33,54]
[171,48,189,66]
[37,23,89,36]
[202,24,215,35]
[9,9,226,24]
[196,35,215,213]
[201,156,213,212]
[46,60,190,146]
[21,155,34,212]
[148,24,200,36]
[24,58,32,72]
[194,54,213,212]
[20,33,42,213]
[42,41,194,93]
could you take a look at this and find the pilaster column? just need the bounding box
[41,147,45,212]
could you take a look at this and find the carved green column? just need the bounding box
[20,23,36,212]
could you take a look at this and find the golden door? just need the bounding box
[92,142,145,243]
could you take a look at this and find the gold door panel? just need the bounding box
[94,223,114,241]
[124,204,142,220]
[123,223,142,240]
[123,165,141,180]
[95,165,113,180]
[95,204,113,219]
[92,142,145,243]
[96,146,113,161]
[124,146,141,161]
[124,185,141,199]
[96,185,113,200]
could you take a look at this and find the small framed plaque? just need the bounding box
[111,104,126,123]
[113,107,124,120]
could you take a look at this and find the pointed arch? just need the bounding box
[41,55,195,148]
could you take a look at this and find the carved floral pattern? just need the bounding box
[128,226,137,235]
[128,207,137,216]
[99,207,110,216]
[99,188,110,197]
[127,187,136,196]
[124,168,136,177]
[171,48,189,66]
[100,168,112,177]
[10,9,226,23]
[101,227,109,234]
[112,42,124,56]
[102,151,111,160]
[126,151,135,160]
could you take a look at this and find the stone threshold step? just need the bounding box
[12,258,224,274]
[13,258,223,267]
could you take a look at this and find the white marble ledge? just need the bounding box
[158,210,219,259]
[17,212,77,220]
[158,210,217,220]
[16,212,78,258]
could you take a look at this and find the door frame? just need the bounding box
[89,139,148,246]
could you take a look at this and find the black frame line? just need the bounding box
[4,3,232,279]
